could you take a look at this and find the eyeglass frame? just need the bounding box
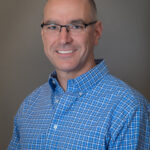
[40,20,97,33]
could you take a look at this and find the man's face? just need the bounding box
[41,0,102,76]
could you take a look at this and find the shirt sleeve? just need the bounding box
[7,96,28,150]
[7,115,21,150]
[7,86,43,150]
[108,99,150,150]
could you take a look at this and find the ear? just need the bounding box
[41,20,44,41]
[94,21,103,45]
[41,27,44,43]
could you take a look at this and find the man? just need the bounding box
[8,0,150,149]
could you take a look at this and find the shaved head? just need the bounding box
[44,0,97,20]
[88,0,97,19]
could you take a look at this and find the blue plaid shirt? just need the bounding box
[8,60,150,150]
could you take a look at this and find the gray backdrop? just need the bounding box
[0,0,150,149]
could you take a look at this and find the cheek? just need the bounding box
[85,34,95,50]
[43,36,51,47]
[42,38,53,59]
[76,35,89,47]
[43,36,55,52]
[42,35,49,49]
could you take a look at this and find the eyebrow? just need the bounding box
[43,19,86,25]
[70,19,86,24]
[43,20,57,24]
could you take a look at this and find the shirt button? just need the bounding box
[79,92,83,96]
[55,99,59,103]
[54,124,58,130]
[52,80,55,85]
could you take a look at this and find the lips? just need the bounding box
[56,48,78,55]
[57,50,74,54]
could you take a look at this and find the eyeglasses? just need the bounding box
[41,21,97,36]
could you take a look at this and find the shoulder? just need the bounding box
[24,82,51,105]
[95,73,150,116]
[15,82,52,118]
[99,73,147,101]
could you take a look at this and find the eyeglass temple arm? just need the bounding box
[85,21,97,28]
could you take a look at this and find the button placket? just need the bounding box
[53,124,58,130]
[79,92,83,96]
[55,99,59,103]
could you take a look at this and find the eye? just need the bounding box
[70,24,84,30]
[46,24,59,30]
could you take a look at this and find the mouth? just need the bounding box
[57,50,74,54]
[56,49,77,55]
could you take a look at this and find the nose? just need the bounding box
[58,27,73,44]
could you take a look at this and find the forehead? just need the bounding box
[43,0,92,23]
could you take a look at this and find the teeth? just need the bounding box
[57,50,73,54]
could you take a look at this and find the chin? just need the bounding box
[56,64,79,73]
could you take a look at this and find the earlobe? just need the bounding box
[41,29,44,42]
[41,29,43,36]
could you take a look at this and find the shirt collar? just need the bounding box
[49,59,108,93]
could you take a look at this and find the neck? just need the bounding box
[56,60,96,91]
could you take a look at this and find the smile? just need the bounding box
[57,50,74,54]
